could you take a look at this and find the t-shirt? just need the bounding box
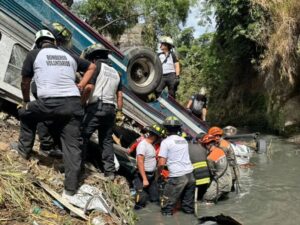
[158,52,178,75]
[136,139,157,172]
[159,135,193,177]
[88,60,122,104]
[191,94,207,115]
[22,45,90,98]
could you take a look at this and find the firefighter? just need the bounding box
[156,36,180,98]
[17,29,95,197]
[208,126,240,192]
[158,116,195,216]
[81,44,123,181]
[133,124,166,209]
[200,134,232,203]
[31,22,73,158]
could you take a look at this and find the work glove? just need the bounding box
[115,109,124,126]
[17,101,30,118]
[17,101,29,110]
[174,75,180,86]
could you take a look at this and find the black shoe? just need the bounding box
[11,143,30,160]
[40,148,63,158]
[161,211,173,216]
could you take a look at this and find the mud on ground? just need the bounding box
[0,112,136,225]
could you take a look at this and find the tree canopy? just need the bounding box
[73,0,194,47]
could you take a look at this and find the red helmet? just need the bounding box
[208,126,224,136]
[200,134,217,144]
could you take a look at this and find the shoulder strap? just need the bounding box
[161,52,171,64]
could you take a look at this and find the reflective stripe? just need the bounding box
[193,161,210,185]
[193,161,207,169]
[196,177,210,185]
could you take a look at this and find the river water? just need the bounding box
[136,136,300,225]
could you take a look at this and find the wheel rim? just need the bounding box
[129,57,155,88]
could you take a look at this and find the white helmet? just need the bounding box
[199,87,207,95]
[35,29,56,44]
[160,36,174,47]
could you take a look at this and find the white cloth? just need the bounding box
[88,63,120,104]
[34,48,79,98]
[159,52,176,74]
[159,135,193,177]
[136,139,157,172]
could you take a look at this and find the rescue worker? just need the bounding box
[208,126,240,192]
[17,29,96,197]
[186,88,208,121]
[200,134,232,203]
[158,116,195,216]
[81,44,123,181]
[156,36,180,98]
[133,124,165,209]
[31,22,73,158]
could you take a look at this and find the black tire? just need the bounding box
[257,139,267,153]
[124,47,162,95]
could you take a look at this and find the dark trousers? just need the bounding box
[18,97,84,192]
[133,171,159,208]
[156,73,176,98]
[161,172,195,214]
[82,102,115,175]
[37,121,61,151]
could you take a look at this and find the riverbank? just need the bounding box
[0,112,136,225]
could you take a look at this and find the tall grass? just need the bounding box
[251,0,300,85]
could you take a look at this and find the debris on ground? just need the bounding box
[0,112,136,225]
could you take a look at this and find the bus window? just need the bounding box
[4,44,28,89]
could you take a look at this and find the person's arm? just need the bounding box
[21,77,32,103]
[202,108,207,121]
[175,62,180,76]
[137,154,149,187]
[201,96,208,121]
[186,99,193,109]
[21,50,38,104]
[81,84,94,105]
[77,63,96,91]
[117,90,123,111]
[158,157,167,174]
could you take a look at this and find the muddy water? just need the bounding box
[137,136,300,225]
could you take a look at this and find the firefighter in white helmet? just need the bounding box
[156,36,180,98]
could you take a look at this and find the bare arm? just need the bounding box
[175,62,180,76]
[116,90,123,111]
[158,157,167,173]
[202,108,207,121]
[21,77,32,102]
[137,154,149,187]
[77,63,96,91]
[186,99,192,109]
[81,84,94,105]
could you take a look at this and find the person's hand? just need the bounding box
[143,179,149,187]
[77,83,84,92]
[174,75,180,86]
[186,108,192,113]
[17,101,29,110]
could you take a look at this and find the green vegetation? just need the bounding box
[73,0,193,46]
[70,0,300,133]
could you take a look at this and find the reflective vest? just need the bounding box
[189,143,211,186]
